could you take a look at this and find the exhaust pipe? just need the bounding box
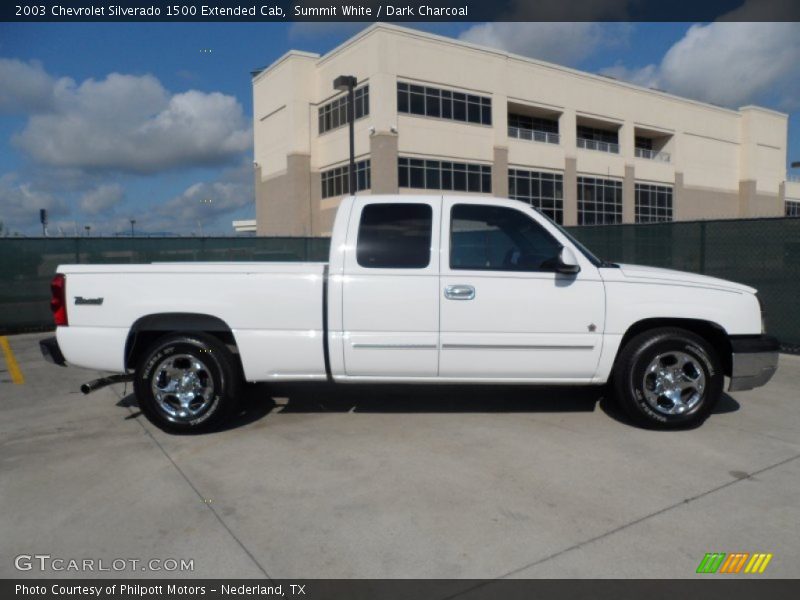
[81,374,134,395]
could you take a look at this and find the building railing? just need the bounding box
[577,137,619,154]
[508,126,560,145]
[635,147,671,162]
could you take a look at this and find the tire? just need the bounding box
[133,333,241,433]
[612,327,723,429]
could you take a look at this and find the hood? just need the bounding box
[614,263,756,294]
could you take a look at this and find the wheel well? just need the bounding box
[618,318,733,376]
[124,313,238,370]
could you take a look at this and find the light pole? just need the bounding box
[130,219,136,237]
[333,75,358,196]
[84,225,91,237]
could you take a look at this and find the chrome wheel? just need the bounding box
[642,351,706,416]
[151,354,215,422]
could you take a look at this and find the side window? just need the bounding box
[450,204,562,271]
[357,203,432,269]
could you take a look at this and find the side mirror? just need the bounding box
[556,246,581,275]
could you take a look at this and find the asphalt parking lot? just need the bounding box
[1,331,798,579]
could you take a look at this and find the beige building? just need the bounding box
[252,24,800,236]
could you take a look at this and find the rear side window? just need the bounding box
[357,203,432,269]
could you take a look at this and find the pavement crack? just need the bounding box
[388,450,800,600]
[117,389,272,580]
[495,451,800,580]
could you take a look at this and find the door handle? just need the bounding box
[444,285,475,300]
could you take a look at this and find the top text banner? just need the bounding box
[5,0,800,22]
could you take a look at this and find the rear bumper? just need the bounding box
[40,336,66,367]
[728,335,779,392]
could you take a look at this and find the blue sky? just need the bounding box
[0,21,798,236]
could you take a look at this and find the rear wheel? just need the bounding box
[134,333,241,433]
[613,328,723,429]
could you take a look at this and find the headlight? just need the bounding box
[756,294,766,334]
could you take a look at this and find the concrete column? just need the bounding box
[368,72,397,133]
[779,181,786,216]
[561,108,577,152]
[493,146,509,197]
[254,164,267,235]
[370,131,399,194]
[620,120,635,160]
[256,153,311,236]
[623,164,636,223]
[309,170,322,236]
[738,179,757,218]
[493,93,508,147]
[673,172,685,221]
[564,157,578,226]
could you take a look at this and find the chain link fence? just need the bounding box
[1,218,798,351]
[0,237,329,334]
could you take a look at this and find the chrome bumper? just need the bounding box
[729,335,779,392]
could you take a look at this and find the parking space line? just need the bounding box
[0,336,25,385]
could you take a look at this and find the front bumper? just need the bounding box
[728,335,779,392]
[40,336,66,367]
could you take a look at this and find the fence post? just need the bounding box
[699,221,707,274]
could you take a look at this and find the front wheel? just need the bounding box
[134,333,241,433]
[613,328,723,429]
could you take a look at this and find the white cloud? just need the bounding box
[601,22,800,109]
[7,65,251,174]
[287,22,367,42]
[80,184,124,215]
[0,58,58,113]
[0,173,69,232]
[458,22,630,67]
[147,161,254,234]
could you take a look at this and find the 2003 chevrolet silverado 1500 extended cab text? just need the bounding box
[40,195,779,432]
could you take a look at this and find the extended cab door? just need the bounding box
[439,198,605,381]
[340,197,441,377]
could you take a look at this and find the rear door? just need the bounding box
[439,198,605,381]
[341,197,441,377]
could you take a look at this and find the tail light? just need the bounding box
[50,274,68,326]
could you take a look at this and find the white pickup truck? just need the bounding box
[41,194,779,432]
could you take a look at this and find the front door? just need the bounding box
[439,198,605,381]
[341,197,441,377]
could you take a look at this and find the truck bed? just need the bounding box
[56,262,328,381]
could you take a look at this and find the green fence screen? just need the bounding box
[1,218,798,350]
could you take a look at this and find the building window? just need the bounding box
[787,200,800,217]
[450,204,562,272]
[508,114,560,144]
[577,125,619,154]
[508,169,564,224]
[635,183,673,223]
[398,157,491,194]
[357,203,432,269]
[397,82,492,126]
[321,159,371,199]
[318,85,369,135]
[577,176,622,225]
